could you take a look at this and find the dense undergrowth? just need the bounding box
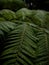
[0,0,49,65]
[0,8,49,65]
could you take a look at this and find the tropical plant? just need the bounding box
[0,8,49,65]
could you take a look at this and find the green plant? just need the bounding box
[0,8,49,65]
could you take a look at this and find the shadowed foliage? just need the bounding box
[0,8,49,65]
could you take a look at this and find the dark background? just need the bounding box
[24,0,49,11]
[0,0,49,11]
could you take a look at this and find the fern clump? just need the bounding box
[0,8,49,65]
